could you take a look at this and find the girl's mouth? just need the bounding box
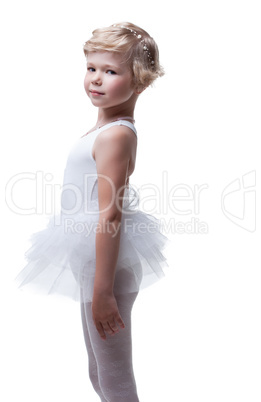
[90,90,104,96]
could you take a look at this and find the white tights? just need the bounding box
[80,291,140,402]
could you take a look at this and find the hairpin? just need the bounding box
[112,24,155,65]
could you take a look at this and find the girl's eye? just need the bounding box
[107,70,116,75]
[87,67,95,72]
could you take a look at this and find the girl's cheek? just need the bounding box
[83,75,89,95]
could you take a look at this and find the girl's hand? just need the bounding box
[92,292,125,340]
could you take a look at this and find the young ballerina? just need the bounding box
[15,22,169,401]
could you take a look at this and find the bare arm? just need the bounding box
[92,126,135,340]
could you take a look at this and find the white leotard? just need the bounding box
[15,120,169,303]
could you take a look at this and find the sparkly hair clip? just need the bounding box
[112,24,155,65]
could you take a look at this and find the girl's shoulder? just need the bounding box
[102,123,136,138]
[96,121,137,146]
[101,120,137,137]
[96,124,137,152]
[93,123,137,163]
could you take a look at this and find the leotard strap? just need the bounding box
[99,120,137,136]
[81,120,137,139]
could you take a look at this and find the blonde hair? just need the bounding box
[83,22,164,91]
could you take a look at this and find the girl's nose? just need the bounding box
[91,72,102,85]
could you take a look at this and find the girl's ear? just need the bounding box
[135,86,147,95]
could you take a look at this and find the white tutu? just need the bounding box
[15,188,169,303]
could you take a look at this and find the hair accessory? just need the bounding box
[112,24,155,65]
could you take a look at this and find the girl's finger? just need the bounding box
[116,314,125,329]
[107,319,119,334]
[95,322,106,340]
[102,322,115,335]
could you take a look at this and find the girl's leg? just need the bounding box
[83,291,140,402]
[80,290,108,402]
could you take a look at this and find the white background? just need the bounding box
[1,1,260,401]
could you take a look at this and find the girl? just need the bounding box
[16,22,169,401]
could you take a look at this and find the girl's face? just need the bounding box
[84,52,136,110]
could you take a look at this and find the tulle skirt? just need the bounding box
[15,205,170,303]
